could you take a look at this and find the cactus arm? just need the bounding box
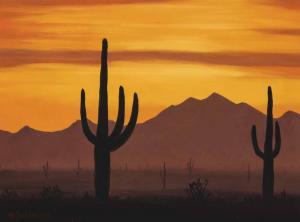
[80,89,97,145]
[251,125,265,159]
[97,38,109,139]
[109,93,139,152]
[272,121,281,158]
[109,86,125,139]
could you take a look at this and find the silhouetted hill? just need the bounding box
[0,93,299,172]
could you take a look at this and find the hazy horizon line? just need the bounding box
[1,92,298,134]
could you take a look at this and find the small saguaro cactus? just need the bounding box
[187,158,194,178]
[124,162,128,172]
[251,86,281,201]
[75,160,80,176]
[160,161,167,190]
[247,163,251,184]
[42,161,49,178]
[80,39,139,200]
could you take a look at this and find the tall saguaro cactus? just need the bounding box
[80,39,139,200]
[251,86,281,201]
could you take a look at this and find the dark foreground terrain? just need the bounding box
[0,193,299,222]
[0,169,299,221]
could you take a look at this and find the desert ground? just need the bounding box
[0,169,299,221]
[0,168,297,195]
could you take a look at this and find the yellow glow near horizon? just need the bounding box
[0,0,300,132]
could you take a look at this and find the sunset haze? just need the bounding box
[1,0,300,132]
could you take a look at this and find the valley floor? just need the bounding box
[0,169,298,195]
[0,169,299,221]
[0,194,299,222]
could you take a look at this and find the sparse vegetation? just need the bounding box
[0,191,298,221]
[40,185,62,200]
[42,161,49,178]
[186,178,211,202]
[160,161,166,190]
[75,159,81,176]
[0,189,19,201]
[186,158,194,178]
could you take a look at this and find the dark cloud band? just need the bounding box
[256,29,300,36]
[1,49,300,68]
[0,0,171,7]
[259,0,300,9]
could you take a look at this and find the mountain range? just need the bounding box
[0,93,300,172]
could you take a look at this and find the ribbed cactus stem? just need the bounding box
[80,39,139,200]
[251,86,281,201]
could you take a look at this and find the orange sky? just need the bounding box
[0,0,300,132]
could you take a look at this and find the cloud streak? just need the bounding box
[260,0,300,9]
[0,0,171,7]
[1,49,300,69]
[256,28,300,36]
[0,49,300,68]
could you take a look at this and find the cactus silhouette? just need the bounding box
[75,160,80,176]
[42,161,49,178]
[160,161,166,190]
[187,158,194,178]
[251,86,281,201]
[80,39,139,200]
[247,163,250,184]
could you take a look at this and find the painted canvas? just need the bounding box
[0,0,300,221]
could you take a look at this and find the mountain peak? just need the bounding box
[206,92,231,102]
[181,93,233,106]
[150,93,238,124]
[208,92,223,99]
[17,125,36,134]
[203,92,236,107]
[66,119,96,133]
[280,110,300,120]
[182,97,200,104]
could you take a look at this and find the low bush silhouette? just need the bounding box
[40,185,62,200]
[0,189,19,200]
[186,178,211,202]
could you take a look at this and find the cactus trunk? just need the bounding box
[94,148,110,200]
[263,156,274,200]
